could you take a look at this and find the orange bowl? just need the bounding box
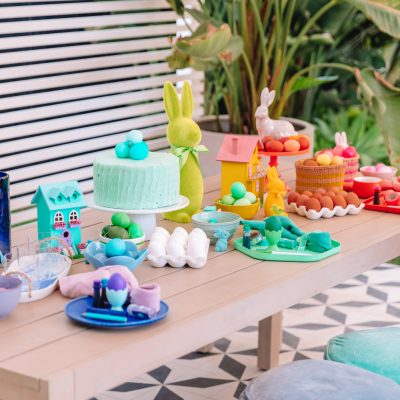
[215,199,260,220]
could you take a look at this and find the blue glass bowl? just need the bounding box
[84,241,148,271]
[191,211,241,244]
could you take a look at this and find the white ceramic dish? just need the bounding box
[147,227,210,269]
[99,234,145,250]
[286,201,364,220]
[360,166,397,180]
[7,253,71,303]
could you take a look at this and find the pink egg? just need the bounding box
[332,145,344,156]
[364,166,376,173]
[376,163,386,169]
[342,146,357,158]
[322,150,334,158]
[377,166,392,173]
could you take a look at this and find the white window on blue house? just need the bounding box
[54,211,64,224]
[69,210,78,222]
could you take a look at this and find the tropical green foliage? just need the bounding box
[167,0,400,135]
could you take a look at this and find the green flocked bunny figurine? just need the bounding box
[163,81,208,223]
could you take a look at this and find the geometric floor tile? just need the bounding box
[94,263,400,400]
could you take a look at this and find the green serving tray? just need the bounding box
[234,238,341,262]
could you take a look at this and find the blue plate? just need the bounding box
[65,296,169,329]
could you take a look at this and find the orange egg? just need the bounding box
[333,194,347,208]
[305,197,322,212]
[287,191,300,204]
[330,187,340,194]
[345,192,361,207]
[312,192,322,201]
[320,195,334,210]
[265,140,284,152]
[303,159,318,167]
[338,190,348,197]
[326,191,336,200]
[315,188,326,195]
[302,190,313,197]
[298,136,309,150]
[296,194,310,207]
[284,139,301,152]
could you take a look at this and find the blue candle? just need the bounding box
[0,172,10,260]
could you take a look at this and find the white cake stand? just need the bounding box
[88,195,189,238]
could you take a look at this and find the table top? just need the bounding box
[1,164,400,400]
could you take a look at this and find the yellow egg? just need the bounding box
[331,156,344,165]
[317,153,332,166]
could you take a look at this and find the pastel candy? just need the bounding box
[114,142,130,158]
[129,141,149,160]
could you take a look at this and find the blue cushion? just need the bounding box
[240,360,400,400]
[325,327,400,384]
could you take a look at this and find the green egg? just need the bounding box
[244,191,257,204]
[221,194,235,205]
[231,182,246,199]
[234,198,251,206]
[108,225,130,239]
[265,216,282,232]
[128,222,144,239]
[111,212,131,229]
[101,225,111,238]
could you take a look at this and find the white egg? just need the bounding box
[150,232,169,246]
[166,240,186,258]
[153,227,170,239]
[189,228,207,240]
[173,227,189,239]
[148,241,166,257]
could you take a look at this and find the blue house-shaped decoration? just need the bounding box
[31,181,87,248]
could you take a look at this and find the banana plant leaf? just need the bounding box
[346,0,400,39]
[356,68,400,169]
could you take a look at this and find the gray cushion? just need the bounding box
[240,360,400,400]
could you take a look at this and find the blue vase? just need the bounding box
[0,172,10,260]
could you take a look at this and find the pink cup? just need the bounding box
[131,283,160,313]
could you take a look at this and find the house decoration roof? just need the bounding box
[31,180,87,211]
[216,134,259,163]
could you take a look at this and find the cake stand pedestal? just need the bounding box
[88,195,189,238]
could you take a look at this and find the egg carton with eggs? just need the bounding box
[147,227,210,269]
[286,201,364,220]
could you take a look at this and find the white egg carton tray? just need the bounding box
[286,201,365,220]
[147,227,210,269]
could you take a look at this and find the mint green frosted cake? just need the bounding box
[93,150,180,210]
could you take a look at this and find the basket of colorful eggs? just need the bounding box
[100,213,145,249]
[286,187,364,219]
[295,156,346,193]
[215,182,260,220]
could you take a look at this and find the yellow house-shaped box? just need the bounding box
[216,135,265,198]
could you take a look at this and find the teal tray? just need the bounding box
[234,238,341,262]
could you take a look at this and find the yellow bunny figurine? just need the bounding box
[264,166,288,217]
[163,81,208,223]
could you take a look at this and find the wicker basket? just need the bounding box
[295,160,346,193]
[343,156,359,189]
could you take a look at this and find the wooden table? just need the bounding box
[1,166,400,400]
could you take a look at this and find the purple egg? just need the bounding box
[107,273,127,291]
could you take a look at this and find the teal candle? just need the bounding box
[82,312,127,323]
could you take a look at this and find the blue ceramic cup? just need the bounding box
[0,172,10,260]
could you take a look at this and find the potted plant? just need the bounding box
[167,0,400,172]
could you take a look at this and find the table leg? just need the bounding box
[257,312,283,370]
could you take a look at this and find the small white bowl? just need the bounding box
[360,166,397,180]
[99,234,145,249]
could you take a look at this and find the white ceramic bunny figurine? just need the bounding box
[255,87,295,140]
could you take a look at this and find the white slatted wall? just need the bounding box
[0,0,202,225]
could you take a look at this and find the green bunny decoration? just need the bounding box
[163,81,207,223]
